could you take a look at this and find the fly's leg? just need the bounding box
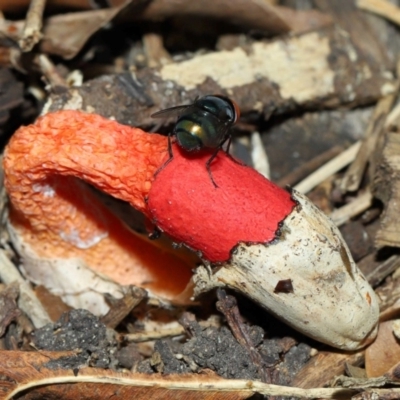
[206,135,233,188]
[225,135,233,154]
[224,134,245,166]
[205,148,220,188]
[167,131,173,159]
[148,225,162,240]
[155,132,174,176]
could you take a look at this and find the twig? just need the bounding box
[357,0,400,26]
[216,289,270,383]
[4,373,382,400]
[250,131,270,179]
[366,255,400,288]
[121,326,186,342]
[121,320,218,342]
[384,101,400,128]
[100,286,146,329]
[379,299,400,322]
[142,33,172,68]
[0,249,51,328]
[37,54,68,88]
[278,145,343,188]
[294,141,361,194]
[19,0,47,52]
[340,89,398,193]
[330,191,373,227]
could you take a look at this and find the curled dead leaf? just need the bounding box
[365,320,400,377]
[0,350,364,400]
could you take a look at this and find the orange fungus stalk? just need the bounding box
[3,110,192,298]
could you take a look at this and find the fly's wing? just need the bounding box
[151,105,191,119]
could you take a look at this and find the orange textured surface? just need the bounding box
[3,110,192,298]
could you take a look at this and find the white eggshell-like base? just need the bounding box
[193,190,379,350]
[7,222,125,315]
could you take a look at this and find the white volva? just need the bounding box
[193,190,379,350]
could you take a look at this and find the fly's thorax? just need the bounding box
[197,95,236,123]
[175,111,226,151]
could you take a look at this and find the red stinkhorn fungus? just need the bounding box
[148,146,295,262]
[3,110,194,310]
[4,110,379,350]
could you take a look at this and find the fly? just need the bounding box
[151,94,240,187]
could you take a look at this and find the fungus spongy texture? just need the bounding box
[148,146,296,262]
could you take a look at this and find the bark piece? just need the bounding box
[44,26,395,127]
[315,0,394,70]
[372,129,400,248]
[0,68,24,126]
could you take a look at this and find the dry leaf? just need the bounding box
[0,283,21,337]
[365,320,400,377]
[0,351,251,400]
[0,350,359,400]
[0,2,132,60]
[135,0,331,34]
[292,350,364,389]
[40,1,132,59]
[34,285,72,322]
[273,6,332,33]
